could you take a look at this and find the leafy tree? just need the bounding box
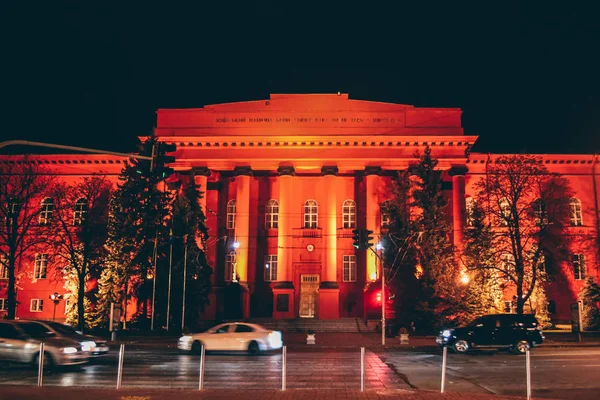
[0,157,53,319]
[48,176,111,331]
[473,154,572,314]
[90,258,125,328]
[462,200,504,318]
[99,136,171,327]
[579,277,600,331]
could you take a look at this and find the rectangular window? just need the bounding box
[34,253,48,279]
[0,298,7,311]
[0,255,8,279]
[30,299,43,312]
[343,255,357,282]
[573,254,586,280]
[504,301,513,313]
[224,254,234,282]
[264,254,278,281]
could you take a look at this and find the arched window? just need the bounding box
[342,200,356,229]
[73,198,88,226]
[304,200,318,228]
[381,200,392,228]
[39,198,54,225]
[569,198,583,226]
[532,198,548,226]
[499,198,510,226]
[465,197,476,227]
[226,199,236,230]
[265,199,279,229]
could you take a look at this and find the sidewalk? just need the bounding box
[0,386,553,400]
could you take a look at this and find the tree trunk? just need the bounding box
[78,271,86,333]
[7,255,16,320]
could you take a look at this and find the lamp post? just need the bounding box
[375,242,385,346]
[231,241,240,283]
[49,292,63,322]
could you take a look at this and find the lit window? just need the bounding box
[504,301,513,313]
[265,200,279,229]
[499,198,510,226]
[0,298,7,311]
[39,198,54,225]
[73,198,88,226]
[34,253,48,279]
[343,255,357,282]
[342,200,356,229]
[30,299,43,312]
[465,197,475,227]
[264,254,278,281]
[573,254,586,280]
[500,253,515,281]
[381,200,392,228]
[533,199,548,226]
[304,200,318,229]
[224,253,235,282]
[1,200,20,226]
[0,255,7,279]
[226,199,236,230]
[569,198,583,226]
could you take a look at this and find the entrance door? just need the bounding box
[299,274,319,318]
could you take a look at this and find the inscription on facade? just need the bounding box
[215,116,403,124]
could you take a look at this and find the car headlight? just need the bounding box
[179,335,193,342]
[81,341,96,351]
[442,330,452,338]
[62,347,78,354]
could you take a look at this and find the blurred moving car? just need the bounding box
[178,322,283,355]
[0,320,89,367]
[436,313,545,354]
[26,320,110,357]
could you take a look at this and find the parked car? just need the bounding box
[436,314,545,354]
[25,320,110,357]
[0,320,89,367]
[178,322,283,355]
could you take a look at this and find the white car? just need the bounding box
[178,322,283,355]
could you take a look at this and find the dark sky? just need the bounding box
[2,2,600,155]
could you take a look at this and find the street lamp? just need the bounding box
[231,241,240,282]
[49,292,63,322]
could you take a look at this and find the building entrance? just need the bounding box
[299,274,319,318]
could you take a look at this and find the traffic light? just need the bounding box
[352,229,363,249]
[364,229,374,249]
[153,142,176,179]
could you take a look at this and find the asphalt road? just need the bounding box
[0,347,406,390]
[380,347,600,400]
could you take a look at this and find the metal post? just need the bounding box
[166,235,173,331]
[381,249,385,346]
[182,243,188,332]
[116,344,124,389]
[52,302,57,322]
[198,345,205,390]
[441,346,447,393]
[360,347,365,392]
[526,349,531,400]
[281,345,287,391]
[578,300,583,343]
[150,230,159,331]
[37,342,44,387]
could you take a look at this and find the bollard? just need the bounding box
[526,349,531,400]
[281,345,287,391]
[441,346,447,393]
[37,342,45,387]
[360,347,365,392]
[198,345,205,390]
[116,343,125,389]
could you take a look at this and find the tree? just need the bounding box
[0,157,53,319]
[99,136,172,327]
[462,200,504,319]
[473,154,572,315]
[579,277,600,331]
[48,176,112,331]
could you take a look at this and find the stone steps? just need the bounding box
[249,318,374,333]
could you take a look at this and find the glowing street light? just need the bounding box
[49,292,63,322]
[375,242,384,251]
[460,271,470,285]
[233,241,240,249]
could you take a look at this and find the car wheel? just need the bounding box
[35,352,54,369]
[513,340,530,354]
[452,340,470,354]
[191,341,204,355]
[247,341,260,355]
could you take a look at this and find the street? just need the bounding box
[1,344,600,399]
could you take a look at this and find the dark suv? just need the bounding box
[436,314,545,354]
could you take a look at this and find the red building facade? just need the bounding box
[1,94,598,324]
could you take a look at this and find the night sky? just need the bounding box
[2,2,600,155]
